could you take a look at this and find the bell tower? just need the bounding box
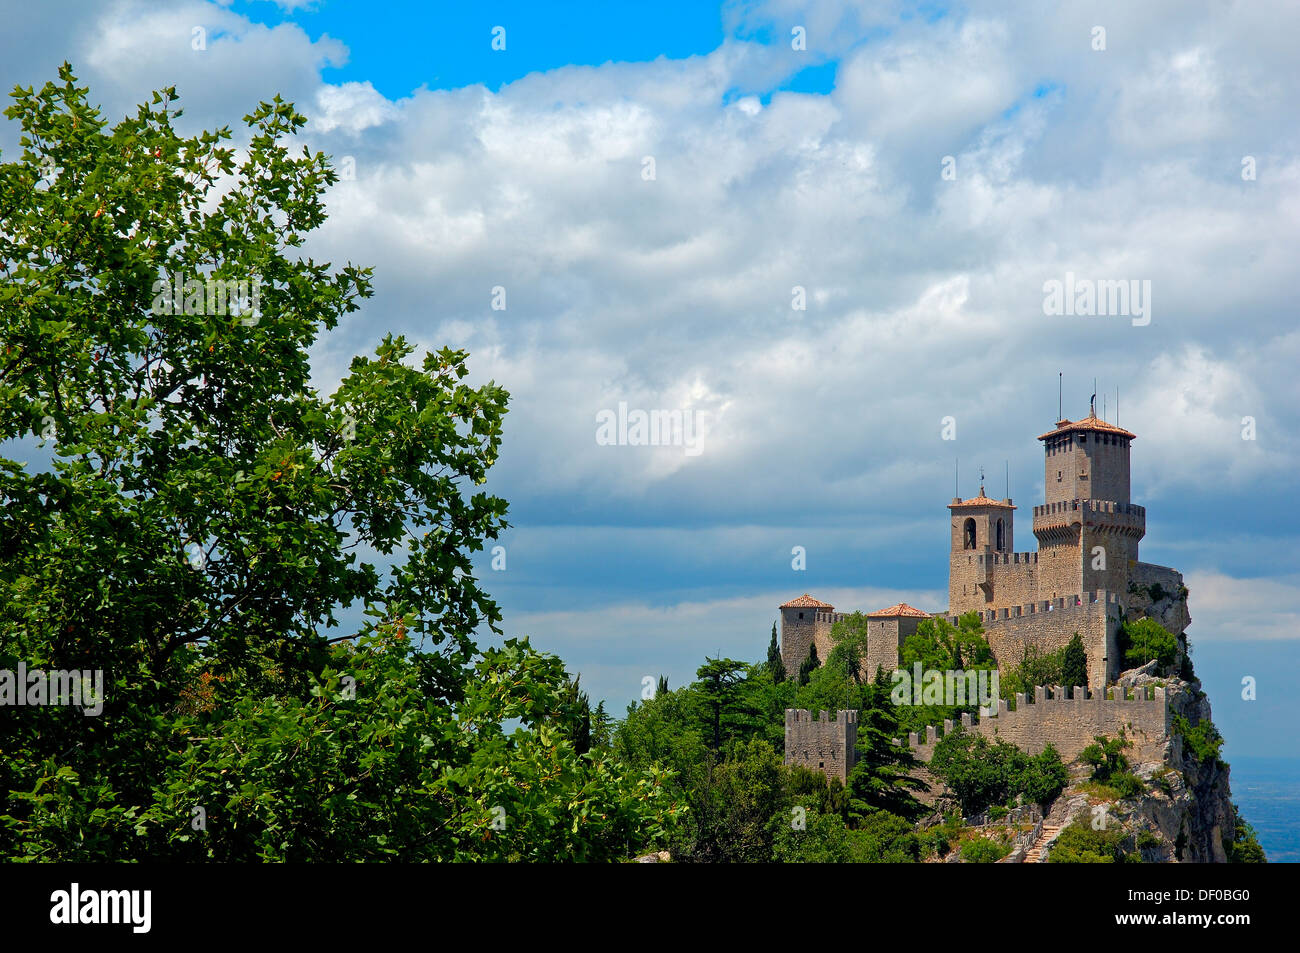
[947,481,1015,613]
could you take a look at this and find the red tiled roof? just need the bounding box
[780,593,834,609]
[1038,413,1136,441]
[948,489,1015,509]
[868,603,931,618]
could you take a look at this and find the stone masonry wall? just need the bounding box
[866,617,920,678]
[905,684,1169,765]
[939,590,1120,687]
[785,709,858,784]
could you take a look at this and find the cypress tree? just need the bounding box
[798,642,819,686]
[767,622,786,683]
[1062,633,1088,694]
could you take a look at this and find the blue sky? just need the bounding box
[1,0,1297,760]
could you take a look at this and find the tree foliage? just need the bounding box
[1120,618,1179,670]
[0,68,677,860]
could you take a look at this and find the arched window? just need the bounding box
[996,518,1005,551]
[963,518,976,550]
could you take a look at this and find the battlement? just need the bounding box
[963,551,1039,567]
[937,589,1119,627]
[903,683,1169,764]
[785,709,859,783]
[1029,499,1144,520]
[785,708,858,726]
[813,610,847,625]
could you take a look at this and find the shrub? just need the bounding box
[962,836,1010,864]
[846,810,921,863]
[1172,714,1224,766]
[1048,821,1138,863]
[1136,829,1162,850]
[771,809,851,863]
[1228,804,1267,864]
[1081,733,1132,782]
[1018,744,1069,807]
[1110,771,1145,799]
[1120,618,1178,670]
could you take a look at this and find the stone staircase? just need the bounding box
[1024,825,1062,863]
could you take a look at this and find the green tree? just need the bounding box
[695,658,757,751]
[1120,618,1178,670]
[590,700,613,750]
[1000,643,1065,700]
[772,809,851,863]
[895,613,997,734]
[1017,744,1069,807]
[767,622,786,683]
[0,68,677,860]
[1061,633,1088,691]
[846,676,928,820]
[798,641,819,686]
[927,728,1025,816]
[845,809,920,862]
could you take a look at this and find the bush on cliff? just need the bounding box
[1120,618,1179,670]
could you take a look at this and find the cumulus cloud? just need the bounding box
[4,0,1298,707]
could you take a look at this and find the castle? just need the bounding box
[783,407,1188,781]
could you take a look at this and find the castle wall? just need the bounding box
[948,550,1043,614]
[1034,538,1085,601]
[785,709,858,783]
[812,612,840,665]
[905,684,1169,766]
[939,590,1121,687]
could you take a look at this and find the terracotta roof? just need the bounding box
[779,593,834,609]
[1038,413,1135,441]
[948,489,1015,509]
[868,603,931,618]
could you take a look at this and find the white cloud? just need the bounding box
[1183,571,1300,643]
[5,0,1299,677]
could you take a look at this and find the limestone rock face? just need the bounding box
[1126,585,1191,639]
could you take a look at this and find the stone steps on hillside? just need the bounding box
[1024,825,1062,863]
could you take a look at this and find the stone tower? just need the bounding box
[779,594,836,674]
[865,603,930,677]
[1033,411,1145,599]
[784,709,858,783]
[947,486,1016,611]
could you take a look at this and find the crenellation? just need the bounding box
[905,683,1170,764]
[784,709,858,783]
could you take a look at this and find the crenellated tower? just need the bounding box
[1033,411,1145,599]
